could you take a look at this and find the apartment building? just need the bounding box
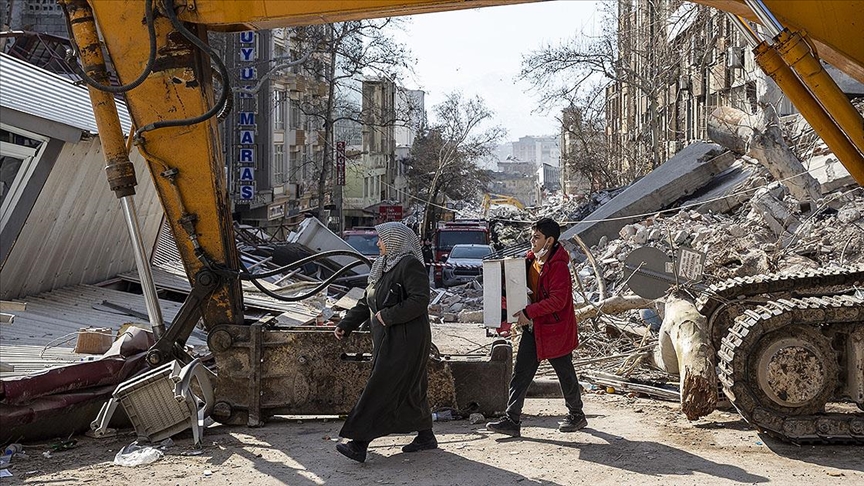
[218,28,328,231]
[605,0,790,181]
[342,79,423,229]
[511,135,560,168]
[3,2,330,235]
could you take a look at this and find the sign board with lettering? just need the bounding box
[234,31,260,202]
[239,167,255,181]
[239,183,256,200]
[675,247,705,282]
[378,205,403,222]
[268,202,286,220]
[335,140,346,186]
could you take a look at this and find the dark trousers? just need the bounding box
[505,328,584,422]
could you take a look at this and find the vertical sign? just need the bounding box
[237,31,257,201]
[238,31,257,99]
[335,140,346,186]
[676,247,705,282]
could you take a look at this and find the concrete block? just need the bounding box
[561,143,732,247]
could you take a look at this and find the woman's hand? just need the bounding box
[375,311,387,327]
[334,326,347,340]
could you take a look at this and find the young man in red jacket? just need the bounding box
[487,218,586,437]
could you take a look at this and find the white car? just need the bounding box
[441,244,494,287]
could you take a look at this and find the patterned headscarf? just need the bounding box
[368,222,423,285]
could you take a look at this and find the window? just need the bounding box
[290,50,301,74]
[287,149,298,183]
[273,143,285,184]
[1,125,49,231]
[273,43,286,61]
[289,100,302,130]
[273,90,286,130]
[448,245,494,259]
[344,233,380,256]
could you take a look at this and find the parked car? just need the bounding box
[433,220,490,287]
[342,227,379,258]
[441,243,494,287]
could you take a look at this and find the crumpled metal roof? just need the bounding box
[0,51,132,135]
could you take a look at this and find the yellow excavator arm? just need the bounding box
[62,0,864,360]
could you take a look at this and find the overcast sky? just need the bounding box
[396,1,601,142]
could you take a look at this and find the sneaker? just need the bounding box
[558,414,588,432]
[486,416,521,437]
[336,441,367,463]
[401,435,438,453]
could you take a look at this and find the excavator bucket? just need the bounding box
[205,324,512,425]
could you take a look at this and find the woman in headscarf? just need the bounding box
[333,222,436,463]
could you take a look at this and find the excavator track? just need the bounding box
[716,294,864,443]
[696,265,864,349]
[696,266,864,443]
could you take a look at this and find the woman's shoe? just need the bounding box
[336,441,367,463]
[401,435,438,453]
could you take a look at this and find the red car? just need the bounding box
[342,227,379,259]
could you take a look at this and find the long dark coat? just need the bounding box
[336,256,432,441]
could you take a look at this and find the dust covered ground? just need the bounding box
[2,392,861,486]
[3,325,862,485]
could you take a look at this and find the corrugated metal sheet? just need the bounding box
[119,263,319,322]
[0,284,197,378]
[0,52,132,134]
[0,136,164,299]
[152,219,182,267]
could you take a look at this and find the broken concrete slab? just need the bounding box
[561,142,733,247]
[808,154,855,193]
[287,217,370,274]
[691,160,764,214]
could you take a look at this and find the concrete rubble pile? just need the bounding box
[484,189,628,248]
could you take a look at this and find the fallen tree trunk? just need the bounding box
[707,105,821,205]
[574,294,654,321]
[653,291,717,420]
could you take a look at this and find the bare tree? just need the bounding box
[520,0,715,182]
[406,92,504,238]
[560,84,619,192]
[291,20,416,221]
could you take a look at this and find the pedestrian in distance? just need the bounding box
[421,237,434,279]
[333,222,437,463]
[421,238,434,267]
[487,218,587,437]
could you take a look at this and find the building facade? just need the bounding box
[511,135,560,168]
[2,0,68,36]
[218,28,329,233]
[4,3,332,237]
[605,0,792,182]
[341,79,423,229]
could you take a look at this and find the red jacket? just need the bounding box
[523,243,578,360]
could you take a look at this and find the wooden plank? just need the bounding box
[503,257,528,324]
[483,260,502,328]
[0,301,27,312]
[333,287,365,310]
